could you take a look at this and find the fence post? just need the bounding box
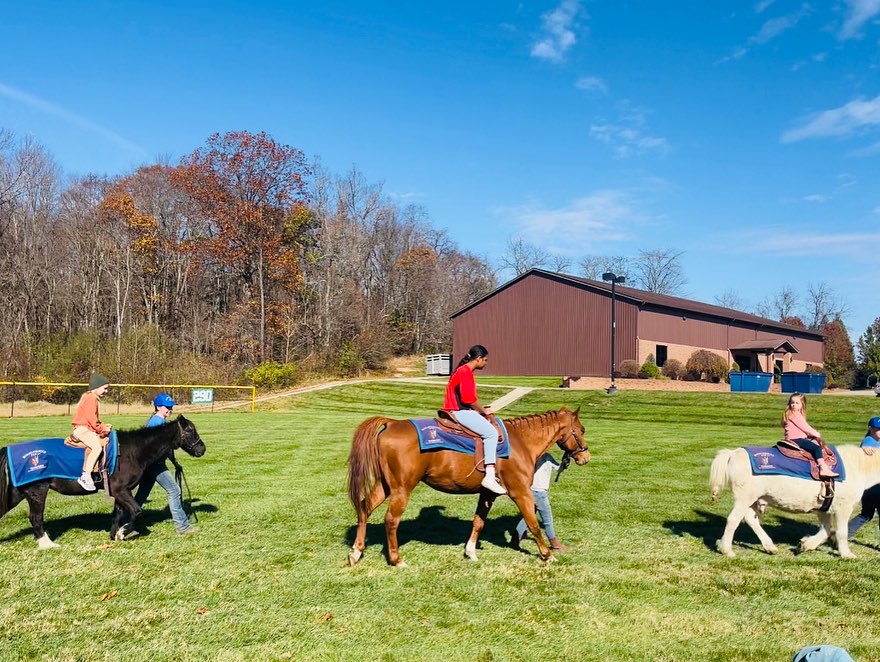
[10,382,15,418]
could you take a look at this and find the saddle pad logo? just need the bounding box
[24,449,47,472]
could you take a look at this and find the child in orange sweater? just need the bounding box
[71,373,112,491]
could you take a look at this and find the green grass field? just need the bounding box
[2,384,880,661]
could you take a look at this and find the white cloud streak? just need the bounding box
[530,0,582,62]
[589,101,669,158]
[0,81,149,158]
[718,4,810,62]
[732,229,880,257]
[575,76,607,93]
[782,94,880,142]
[839,0,880,39]
[499,190,644,251]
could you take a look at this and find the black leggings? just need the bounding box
[791,438,823,460]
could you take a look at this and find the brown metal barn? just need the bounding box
[450,269,824,377]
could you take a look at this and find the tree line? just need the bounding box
[0,129,495,386]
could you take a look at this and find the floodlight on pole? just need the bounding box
[602,271,626,394]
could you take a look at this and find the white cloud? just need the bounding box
[719,4,810,62]
[803,194,830,202]
[530,0,582,62]
[589,101,669,158]
[782,94,880,142]
[733,229,880,256]
[755,0,776,12]
[0,81,149,158]
[499,190,643,251]
[839,0,880,39]
[575,76,607,93]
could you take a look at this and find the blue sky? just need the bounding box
[1,1,879,342]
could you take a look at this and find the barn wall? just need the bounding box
[452,273,824,377]
[452,274,637,376]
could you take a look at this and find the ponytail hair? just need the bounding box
[457,344,488,368]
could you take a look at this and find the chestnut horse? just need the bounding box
[346,406,590,567]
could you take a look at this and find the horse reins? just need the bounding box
[172,420,199,523]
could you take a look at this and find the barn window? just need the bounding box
[656,345,668,367]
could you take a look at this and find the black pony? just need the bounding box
[0,416,206,548]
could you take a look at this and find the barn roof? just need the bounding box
[729,339,800,353]
[451,269,823,339]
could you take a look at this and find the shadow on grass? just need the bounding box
[663,508,821,553]
[0,499,218,543]
[344,504,527,558]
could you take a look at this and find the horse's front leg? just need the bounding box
[110,489,141,541]
[509,490,553,561]
[23,485,58,549]
[464,492,497,561]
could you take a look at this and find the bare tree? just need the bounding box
[548,254,571,274]
[499,237,548,276]
[714,289,744,310]
[805,282,848,329]
[630,249,686,294]
[579,254,630,281]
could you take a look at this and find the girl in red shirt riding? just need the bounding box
[444,345,506,494]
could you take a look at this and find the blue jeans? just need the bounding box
[135,462,191,532]
[848,484,880,538]
[453,410,499,464]
[516,489,557,539]
[791,438,823,460]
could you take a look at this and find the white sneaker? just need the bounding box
[481,475,507,495]
[77,473,96,491]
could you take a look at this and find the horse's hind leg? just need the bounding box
[717,501,750,557]
[799,511,832,554]
[23,486,58,549]
[348,481,388,566]
[743,507,778,554]
[832,507,857,559]
[464,493,496,562]
[385,490,412,567]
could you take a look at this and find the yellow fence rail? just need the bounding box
[0,381,256,417]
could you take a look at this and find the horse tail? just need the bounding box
[709,449,735,502]
[347,417,390,517]
[0,448,11,518]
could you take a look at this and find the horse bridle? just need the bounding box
[175,418,201,454]
[555,426,589,482]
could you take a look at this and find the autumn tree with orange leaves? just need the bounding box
[174,131,311,362]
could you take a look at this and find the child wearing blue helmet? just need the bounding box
[118,393,196,539]
[847,416,880,540]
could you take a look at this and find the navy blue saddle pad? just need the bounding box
[6,431,119,487]
[409,418,511,458]
[744,445,845,481]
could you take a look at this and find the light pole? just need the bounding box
[602,271,626,394]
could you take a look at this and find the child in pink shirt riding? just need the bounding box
[781,392,838,478]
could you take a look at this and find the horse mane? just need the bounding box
[502,408,570,435]
[115,418,179,445]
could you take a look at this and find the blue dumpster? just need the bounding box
[730,372,773,392]
[781,372,826,394]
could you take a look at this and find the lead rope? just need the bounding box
[170,450,198,524]
[555,451,572,482]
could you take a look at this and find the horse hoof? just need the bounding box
[394,561,408,568]
[347,550,362,566]
[765,545,778,555]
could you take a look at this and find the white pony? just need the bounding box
[709,445,880,559]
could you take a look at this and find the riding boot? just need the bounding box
[817,458,839,478]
